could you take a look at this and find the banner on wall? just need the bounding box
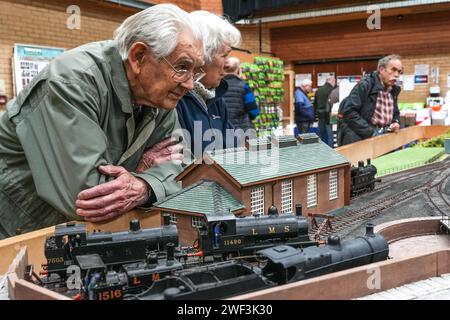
[317,72,335,86]
[414,64,429,85]
[337,75,362,84]
[295,73,312,87]
[12,44,65,96]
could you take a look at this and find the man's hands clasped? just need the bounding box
[76,165,149,222]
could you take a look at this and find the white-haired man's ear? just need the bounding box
[127,42,149,75]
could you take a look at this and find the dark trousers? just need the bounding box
[318,119,334,147]
[296,122,311,134]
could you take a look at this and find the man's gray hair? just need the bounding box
[114,4,201,61]
[189,11,241,64]
[378,54,402,71]
[301,79,312,87]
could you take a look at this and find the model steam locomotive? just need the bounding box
[350,159,381,196]
[43,217,178,275]
[198,204,313,257]
[259,223,389,285]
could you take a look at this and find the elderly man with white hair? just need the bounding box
[176,11,241,158]
[294,78,315,134]
[0,4,204,238]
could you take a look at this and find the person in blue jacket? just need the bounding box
[294,79,315,134]
[176,11,241,160]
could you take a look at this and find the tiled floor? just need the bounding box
[357,273,450,300]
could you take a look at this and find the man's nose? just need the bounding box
[181,77,195,91]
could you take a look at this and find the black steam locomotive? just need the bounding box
[44,217,178,275]
[198,205,313,257]
[350,159,381,196]
[259,223,389,285]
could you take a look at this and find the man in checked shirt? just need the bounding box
[337,55,403,146]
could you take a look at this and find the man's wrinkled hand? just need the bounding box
[75,165,150,222]
[389,122,400,133]
[136,137,184,173]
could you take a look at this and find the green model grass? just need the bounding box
[372,147,445,177]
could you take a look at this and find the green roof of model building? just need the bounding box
[207,134,349,185]
[154,180,245,215]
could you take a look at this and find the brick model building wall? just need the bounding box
[240,167,346,217]
[181,162,347,217]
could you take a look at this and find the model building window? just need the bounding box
[251,186,265,215]
[191,216,203,228]
[281,180,293,214]
[307,174,317,208]
[329,169,338,200]
[168,212,177,224]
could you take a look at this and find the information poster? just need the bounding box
[338,79,357,103]
[337,75,362,84]
[414,64,429,85]
[317,72,335,86]
[403,75,415,91]
[13,44,65,96]
[295,73,312,87]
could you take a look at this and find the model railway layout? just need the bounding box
[25,222,389,300]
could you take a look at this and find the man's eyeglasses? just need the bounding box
[162,57,205,83]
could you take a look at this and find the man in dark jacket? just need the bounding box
[177,80,234,157]
[337,55,402,146]
[176,10,241,160]
[314,76,336,147]
[222,57,259,131]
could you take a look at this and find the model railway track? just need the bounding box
[350,160,448,201]
[424,170,450,216]
[311,170,450,238]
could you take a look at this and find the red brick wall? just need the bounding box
[199,0,223,15]
[143,0,200,12]
[0,0,132,105]
[237,24,271,55]
[0,0,224,109]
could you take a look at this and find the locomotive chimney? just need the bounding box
[367,158,371,165]
[267,205,278,216]
[327,235,341,246]
[365,223,375,237]
[166,242,175,265]
[129,219,141,232]
[163,213,170,226]
[295,204,302,217]
[146,253,158,269]
[358,160,364,168]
